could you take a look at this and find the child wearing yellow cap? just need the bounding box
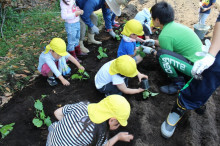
[46,95,134,145]
[117,19,147,64]
[95,55,148,96]
[37,38,85,86]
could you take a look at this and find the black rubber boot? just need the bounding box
[160,76,185,94]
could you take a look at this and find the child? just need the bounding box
[199,0,216,26]
[117,19,146,64]
[95,55,148,96]
[60,0,87,63]
[46,95,134,145]
[38,38,85,86]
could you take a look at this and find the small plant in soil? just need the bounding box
[32,95,52,128]
[136,48,146,58]
[0,123,15,139]
[143,90,159,99]
[71,69,90,80]
[97,46,108,59]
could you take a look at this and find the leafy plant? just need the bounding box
[115,35,121,41]
[136,49,146,58]
[143,90,158,99]
[32,95,51,128]
[0,123,15,139]
[97,47,108,59]
[71,69,90,80]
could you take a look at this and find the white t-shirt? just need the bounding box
[95,60,125,89]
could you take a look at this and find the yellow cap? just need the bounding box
[44,38,67,56]
[121,19,144,36]
[109,55,138,77]
[88,95,130,126]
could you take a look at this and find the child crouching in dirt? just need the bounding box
[46,95,134,145]
[95,55,148,96]
[38,38,85,86]
[117,19,148,64]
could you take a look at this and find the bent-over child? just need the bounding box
[38,38,84,86]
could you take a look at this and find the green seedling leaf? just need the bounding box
[41,95,47,99]
[0,123,15,139]
[115,35,121,41]
[102,53,108,58]
[34,100,43,110]
[143,91,150,99]
[71,74,80,79]
[150,92,159,96]
[98,47,103,52]
[78,69,84,74]
[103,48,107,52]
[97,55,102,59]
[83,72,90,78]
[40,111,45,120]
[115,30,119,33]
[44,117,52,127]
[139,51,146,58]
[32,118,43,128]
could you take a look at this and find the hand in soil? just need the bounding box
[61,79,70,86]
[117,132,134,142]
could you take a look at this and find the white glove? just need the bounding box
[195,39,211,57]
[191,53,215,78]
[143,39,155,47]
[109,30,116,38]
[91,25,99,34]
[141,45,153,54]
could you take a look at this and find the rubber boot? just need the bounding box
[161,99,186,138]
[75,45,88,56]
[69,50,82,63]
[79,41,90,53]
[160,76,185,94]
[88,33,102,45]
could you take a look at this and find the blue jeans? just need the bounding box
[178,52,220,110]
[65,22,80,51]
[199,13,209,25]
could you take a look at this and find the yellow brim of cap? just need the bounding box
[57,51,68,57]
[109,59,118,75]
[136,30,144,36]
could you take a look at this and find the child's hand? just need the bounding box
[78,66,85,71]
[75,10,83,16]
[61,79,70,86]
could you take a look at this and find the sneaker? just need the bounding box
[160,77,185,94]
[47,77,58,86]
[112,23,120,28]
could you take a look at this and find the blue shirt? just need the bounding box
[76,0,112,29]
[200,0,216,14]
[117,38,136,57]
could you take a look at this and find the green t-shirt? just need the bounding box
[159,22,203,63]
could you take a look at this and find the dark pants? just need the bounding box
[98,78,128,96]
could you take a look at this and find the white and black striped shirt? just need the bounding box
[46,102,107,146]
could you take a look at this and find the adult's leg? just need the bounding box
[88,13,102,44]
[79,18,89,53]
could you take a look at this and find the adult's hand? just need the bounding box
[191,53,215,79]
[143,39,155,46]
[141,45,153,54]
[91,25,99,34]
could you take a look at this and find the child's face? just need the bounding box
[130,34,138,39]
[51,50,61,59]
[109,118,120,130]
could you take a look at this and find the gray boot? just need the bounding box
[79,41,89,53]
[88,33,102,45]
[161,99,186,138]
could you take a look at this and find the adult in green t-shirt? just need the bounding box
[141,1,204,94]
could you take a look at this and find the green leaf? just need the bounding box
[34,100,43,110]
[97,55,102,59]
[150,92,159,96]
[139,51,146,58]
[102,53,108,58]
[0,123,15,139]
[78,69,84,74]
[71,74,80,79]
[41,95,47,99]
[143,91,150,99]
[40,111,45,120]
[98,47,103,52]
[44,117,52,127]
[83,72,90,78]
[103,48,107,52]
[32,118,43,128]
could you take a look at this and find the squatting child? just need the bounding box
[38,38,84,86]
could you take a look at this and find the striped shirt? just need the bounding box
[46,102,107,146]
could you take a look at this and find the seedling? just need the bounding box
[143,90,159,99]
[136,49,146,58]
[115,35,121,41]
[97,47,108,59]
[32,95,51,128]
[71,69,90,80]
[0,123,15,139]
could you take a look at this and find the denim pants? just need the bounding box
[65,22,80,51]
[199,13,209,25]
[178,52,220,110]
[98,78,128,96]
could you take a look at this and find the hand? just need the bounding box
[143,39,155,47]
[61,79,70,86]
[117,132,134,142]
[191,53,215,79]
[75,10,83,16]
[137,73,148,82]
[78,65,85,71]
[138,88,145,93]
[109,30,116,38]
[91,25,99,34]
[141,45,153,54]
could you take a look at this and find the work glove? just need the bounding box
[191,53,215,79]
[91,25,99,34]
[142,39,155,47]
[195,39,211,57]
[141,45,153,54]
[109,30,116,38]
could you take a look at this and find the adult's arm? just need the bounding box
[209,16,220,56]
[102,6,112,29]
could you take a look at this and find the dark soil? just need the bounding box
[0,26,220,146]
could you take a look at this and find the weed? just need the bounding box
[97,46,108,59]
[32,95,51,128]
[0,123,15,139]
[71,69,90,80]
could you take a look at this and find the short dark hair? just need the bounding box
[151,2,174,25]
